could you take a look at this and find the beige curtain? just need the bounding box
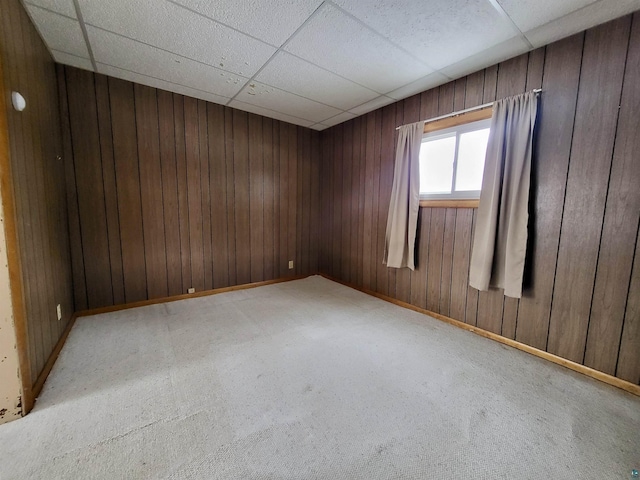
[383,121,425,270]
[469,91,538,298]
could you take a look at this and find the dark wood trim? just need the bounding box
[76,274,311,317]
[0,42,33,413]
[320,273,640,397]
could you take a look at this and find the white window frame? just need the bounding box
[419,117,491,201]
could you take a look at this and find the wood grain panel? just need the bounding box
[233,110,251,285]
[184,97,204,292]
[174,94,191,293]
[199,100,213,291]
[439,208,456,316]
[584,15,640,374]
[135,84,168,299]
[66,67,112,308]
[449,208,473,321]
[157,90,182,297]
[515,34,583,349]
[426,208,445,312]
[108,77,147,302]
[249,113,264,282]
[547,17,630,363]
[616,224,640,384]
[95,74,125,305]
[208,103,229,288]
[1,0,75,394]
[342,121,353,283]
[224,107,237,285]
[262,117,275,280]
[62,68,320,315]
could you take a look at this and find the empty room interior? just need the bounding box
[0,0,639,478]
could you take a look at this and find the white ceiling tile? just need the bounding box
[309,124,327,131]
[348,95,396,116]
[439,36,530,80]
[385,72,450,100]
[228,100,314,128]
[235,81,342,123]
[333,0,518,70]
[88,27,247,98]
[97,63,230,105]
[497,0,598,32]
[255,52,379,110]
[170,0,323,47]
[284,3,433,94]
[26,5,88,58]
[524,0,640,47]
[24,0,77,18]
[51,50,93,71]
[77,0,276,77]
[320,111,357,128]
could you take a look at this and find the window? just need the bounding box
[419,117,491,202]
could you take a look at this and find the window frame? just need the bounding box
[418,107,493,208]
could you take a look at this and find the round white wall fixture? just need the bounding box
[11,92,26,111]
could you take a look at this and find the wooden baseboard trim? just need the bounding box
[31,313,78,401]
[76,275,310,318]
[320,273,640,397]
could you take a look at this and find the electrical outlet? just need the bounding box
[188,287,195,294]
[56,304,62,321]
[288,260,294,269]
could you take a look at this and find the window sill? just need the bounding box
[419,199,479,208]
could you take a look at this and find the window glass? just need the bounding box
[419,134,456,194]
[455,128,490,191]
[419,118,490,199]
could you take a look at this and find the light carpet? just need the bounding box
[0,276,638,479]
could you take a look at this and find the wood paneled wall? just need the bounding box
[58,66,321,311]
[0,0,75,388]
[320,14,640,385]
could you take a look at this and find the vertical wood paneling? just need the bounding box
[109,78,147,302]
[342,121,353,283]
[584,15,640,374]
[249,114,264,282]
[208,103,229,288]
[95,74,125,305]
[450,208,473,321]
[616,224,640,384]
[515,34,583,349]
[224,107,237,285]
[547,17,630,363]
[2,0,74,390]
[63,68,320,314]
[287,125,297,276]
[174,94,191,294]
[262,117,275,280]
[318,13,640,385]
[233,110,251,285]
[426,208,445,312]
[66,68,112,308]
[135,84,168,299]
[439,208,456,316]
[199,100,213,291]
[184,97,204,292]
[362,112,375,289]
[157,90,182,297]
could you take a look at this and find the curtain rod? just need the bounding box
[396,88,542,130]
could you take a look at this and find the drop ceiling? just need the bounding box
[24,0,640,130]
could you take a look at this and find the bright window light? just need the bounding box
[419,118,491,200]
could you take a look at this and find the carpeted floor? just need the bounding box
[0,276,638,479]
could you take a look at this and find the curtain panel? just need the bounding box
[383,121,425,270]
[469,91,539,298]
